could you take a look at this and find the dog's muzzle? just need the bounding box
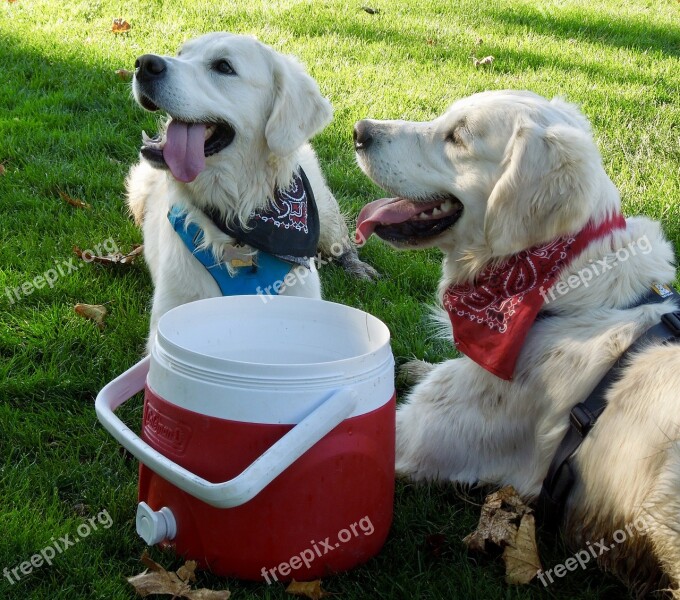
[131,53,235,182]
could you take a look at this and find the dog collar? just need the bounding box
[204,168,320,258]
[443,213,627,380]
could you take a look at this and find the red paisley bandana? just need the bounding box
[443,214,626,380]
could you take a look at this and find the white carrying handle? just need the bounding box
[95,356,357,508]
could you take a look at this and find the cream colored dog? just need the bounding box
[355,90,680,595]
[126,32,376,349]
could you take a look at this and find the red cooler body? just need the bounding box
[96,296,396,582]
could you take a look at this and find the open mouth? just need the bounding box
[355,196,463,245]
[140,119,235,183]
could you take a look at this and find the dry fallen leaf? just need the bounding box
[112,18,131,33]
[0,163,6,176]
[127,567,191,597]
[285,579,331,600]
[128,552,230,599]
[176,561,198,584]
[59,191,91,209]
[73,244,143,266]
[74,303,108,329]
[503,513,542,584]
[463,486,541,585]
[471,55,495,68]
[361,6,379,14]
[116,68,134,80]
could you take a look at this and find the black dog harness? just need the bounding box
[538,284,680,530]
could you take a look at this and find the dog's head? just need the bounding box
[132,32,332,183]
[355,90,619,266]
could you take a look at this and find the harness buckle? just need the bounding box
[661,311,680,336]
[569,403,596,437]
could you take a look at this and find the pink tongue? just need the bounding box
[355,197,440,245]
[163,121,207,183]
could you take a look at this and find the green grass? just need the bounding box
[1,0,678,598]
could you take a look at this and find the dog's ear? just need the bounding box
[484,118,601,257]
[265,53,333,157]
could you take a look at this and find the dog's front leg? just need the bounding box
[395,357,534,494]
[315,186,379,280]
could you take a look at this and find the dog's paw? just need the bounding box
[336,248,380,280]
[398,359,435,386]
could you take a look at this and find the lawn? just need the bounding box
[0,0,678,598]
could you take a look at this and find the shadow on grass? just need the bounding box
[279,2,679,59]
[490,5,680,57]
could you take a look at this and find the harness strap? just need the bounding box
[537,284,680,531]
[168,206,295,296]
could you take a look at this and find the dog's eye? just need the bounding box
[213,59,236,75]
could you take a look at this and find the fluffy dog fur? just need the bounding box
[126,32,376,348]
[355,90,680,596]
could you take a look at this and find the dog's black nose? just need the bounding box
[135,54,167,81]
[354,120,373,151]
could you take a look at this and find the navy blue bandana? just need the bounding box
[205,168,320,258]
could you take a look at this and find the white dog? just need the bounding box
[126,32,376,348]
[355,90,680,595]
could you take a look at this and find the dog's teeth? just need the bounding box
[205,125,216,140]
[418,212,430,220]
[432,207,442,216]
[441,200,453,212]
[142,130,166,150]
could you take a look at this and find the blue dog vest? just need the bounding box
[167,207,296,296]
[167,168,319,296]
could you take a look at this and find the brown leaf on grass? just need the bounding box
[116,68,133,80]
[285,579,332,600]
[128,552,230,599]
[73,244,143,266]
[112,18,131,33]
[471,55,494,68]
[0,163,6,176]
[503,513,542,584]
[176,560,198,584]
[59,191,91,209]
[74,303,108,329]
[184,590,232,600]
[127,567,191,598]
[361,6,379,14]
[463,485,541,584]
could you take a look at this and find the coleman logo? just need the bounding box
[143,404,190,454]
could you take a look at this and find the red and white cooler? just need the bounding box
[95,296,395,581]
